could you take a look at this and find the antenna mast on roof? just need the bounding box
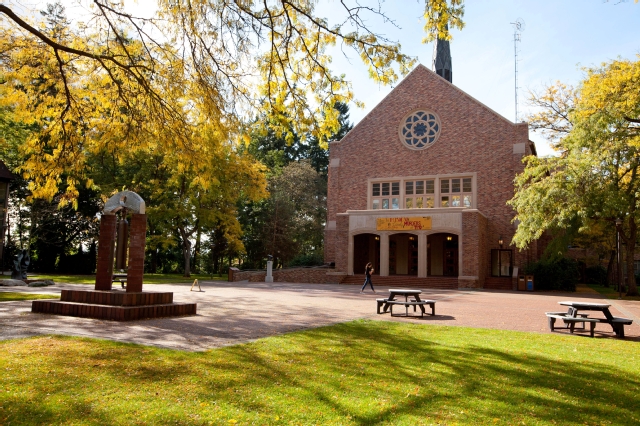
[510,18,525,122]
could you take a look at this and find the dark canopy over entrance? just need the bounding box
[353,233,380,275]
[389,233,418,275]
[428,233,458,277]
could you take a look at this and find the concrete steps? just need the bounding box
[31,289,197,321]
[32,299,196,321]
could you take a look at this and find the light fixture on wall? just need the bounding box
[375,236,380,241]
[446,235,452,241]
[409,236,415,241]
[498,236,504,248]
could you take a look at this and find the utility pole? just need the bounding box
[510,19,525,122]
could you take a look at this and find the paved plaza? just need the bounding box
[1,281,639,350]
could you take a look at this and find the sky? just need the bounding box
[11,0,640,156]
[311,0,640,157]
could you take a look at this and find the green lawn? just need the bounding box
[1,321,639,425]
[0,273,227,285]
[0,292,58,302]
[586,282,640,301]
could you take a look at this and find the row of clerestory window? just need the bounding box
[370,177,473,210]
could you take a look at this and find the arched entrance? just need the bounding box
[353,233,380,275]
[428,233,458,276]
[389,233,418,275]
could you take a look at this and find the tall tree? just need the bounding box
[239,102,351,267]
[511,58,640,296]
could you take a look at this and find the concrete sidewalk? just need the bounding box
[1,281,638,350]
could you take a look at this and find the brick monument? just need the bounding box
[32,191,196,320]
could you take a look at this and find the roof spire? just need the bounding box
[432,25,452,83]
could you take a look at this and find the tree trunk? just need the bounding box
[625,217,639,296]
[605,249,615,287]
[178,226,192,277]
[193,225,201,274]
[182,238,192,277]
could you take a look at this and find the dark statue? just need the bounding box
[11,249,30,280]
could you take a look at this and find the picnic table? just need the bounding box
[112,273,127,289]
[546,301,633,338]
[376,288,436,317]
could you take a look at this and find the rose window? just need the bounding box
[399,110,441,150]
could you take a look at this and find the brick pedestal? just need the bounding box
[127,214,146,292]
[95,215,117,291]
[32,289,196,321]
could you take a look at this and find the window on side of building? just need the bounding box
[491,249,512,277]
[371,176,473,210]
[404,179,435,209]
[440,177,473,208]
[372,181,400,209]
[440,179,449,207]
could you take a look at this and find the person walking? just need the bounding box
[361,262,376,293]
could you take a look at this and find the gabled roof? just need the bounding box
[332,63,522,146]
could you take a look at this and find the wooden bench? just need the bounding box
[547,313,633,338]
[547,313,599,337]
[385,300,436,317]
[546,311,589,329]
[598,317,633,338]
[376,298,389,315]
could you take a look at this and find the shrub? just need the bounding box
[585,265,607,286]
[523,257,579,292]
[287,253,324,267]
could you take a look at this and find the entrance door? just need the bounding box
[443,237,458,276]
[389,233,417,275]
[353,234,380,275]
[428,233,458,277]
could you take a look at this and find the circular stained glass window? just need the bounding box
[399,110,441,150]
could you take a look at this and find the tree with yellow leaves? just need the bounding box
[511,57,640,296]
[0,0,414,202]
[0,0,471,203]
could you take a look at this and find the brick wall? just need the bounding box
[324,229,336,263]
[326,64,539,278]
[460,210,488,288]
[230,268,345,284]
[461,211,480,278]
[478,213,488,287]
[95,214,117,291]
[335,216,350,273]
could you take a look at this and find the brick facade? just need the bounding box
[325,64,539,288]
[460,210,488,288]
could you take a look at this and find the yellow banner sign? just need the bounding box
[376,217,432,231]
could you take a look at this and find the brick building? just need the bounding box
[324,63,539,289]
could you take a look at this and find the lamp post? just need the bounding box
[616,219,621,299]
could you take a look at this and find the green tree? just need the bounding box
[239,102,351,268]
[511,57,640,296]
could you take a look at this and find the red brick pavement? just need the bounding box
[1,282,638,350]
